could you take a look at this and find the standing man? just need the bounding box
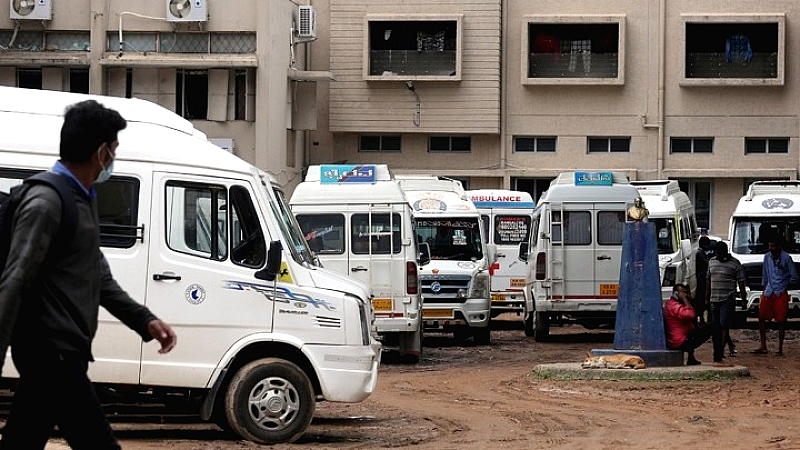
[694,236,711,326]
[753,234,799,356]
[663,283,716,366]
[706,241,746,367]
[0,100,177,449]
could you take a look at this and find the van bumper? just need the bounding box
[374,316,422,333]
[305,341,382,403]
[422,298,490,329]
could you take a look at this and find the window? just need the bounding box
[108,32,257,54]
[682,15,784,86]
[514,136,556,153]
[228,185,266,268]
[652,218,676,254]
[494,215,531,245]
[480,215,490,243]
[587,137,630,153]
[429,136,471,152]
[671,138,713,154]
[96,177,142,248]
[415,217,483,260]
[745,138,789,154]
[351,213,402,254]
[165,183,228,260]
[678,180,711,231]
[296,214,345,254]
[513,178,552,204]
[69,69,89,94]
[17,68,42,89]
[234,69,247,120]
[359,135,401,152]
[597,211,625,245]
[551,211,591,245]
[176,69,208,120]
[365,16,461,80]
[523,16,625,85]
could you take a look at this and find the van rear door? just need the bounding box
[349,206,405,311]
[594,205,626,300]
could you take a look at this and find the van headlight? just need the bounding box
[347,294,372,346]
[662,266,676,287]
[470,273,490,299]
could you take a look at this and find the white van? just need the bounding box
[290,164,425,362]
[630,180,699,301]
[0,87,380,445]
[397,176,494,344]
[729,180,800,317]
[519,171,639,341]
[468,189,534,316]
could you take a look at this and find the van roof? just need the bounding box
[291,164,408,205]
[0,87,255,176]
[539,171,638,203]
[396,176,468,199]
[403,189,477,214]
[630,180,692,216]
[467,189,535,208]
[733,181,800,216]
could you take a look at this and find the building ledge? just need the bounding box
[288,69,334,81]
[100,53,258,68]
[0,51,89,66]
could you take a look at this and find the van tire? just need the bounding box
[224,358,315,444]
[533,312,550,342]
[524,313,535,337]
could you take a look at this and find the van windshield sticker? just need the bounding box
[320,165,376,183]
[574,171,614,186]
[224,281,336,311]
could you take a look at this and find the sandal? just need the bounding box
[728,348,738,357]
[750,348,768,354]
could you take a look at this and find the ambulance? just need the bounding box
[290,164,426,362]
[630,180,699,301]
[0,87,380,444]
[519,171,638,341]
[397,176,494,344]
[729,180,800,317]
[467,189,535,316]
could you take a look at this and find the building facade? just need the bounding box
[1,0,798,236]
[311,0,800,237]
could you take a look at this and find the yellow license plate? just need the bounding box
[372,298,393,311]
[510,278,526,288]
[599,284,619,296]
[491,294,504,303]
[423,309,454,318]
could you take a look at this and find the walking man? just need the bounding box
[0,99,177,449]
[753,234,799,356]
[706,241,746,367]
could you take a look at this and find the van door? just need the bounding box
[594,206,626,299]
[550,204,594,300]
[349,206,404,307]
[142,172,270,387]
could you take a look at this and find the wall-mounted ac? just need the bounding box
[296,5,317,41]
[10,0,52,20]
[166,0,208,22]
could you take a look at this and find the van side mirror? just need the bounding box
[418,242,431,266]
[255,240,283,281]
[518,242,529,262]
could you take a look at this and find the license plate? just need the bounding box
[423,308,453,318]
[510,278,526,288]
[491,294,504,303]
[372,298,393,311]
[599,284,619,296]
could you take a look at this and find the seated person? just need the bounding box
[663,283,717,365]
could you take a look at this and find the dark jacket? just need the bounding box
[0,174,156,368]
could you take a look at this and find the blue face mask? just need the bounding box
[95,146,115,184]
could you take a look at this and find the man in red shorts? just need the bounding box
[753,234,799,356]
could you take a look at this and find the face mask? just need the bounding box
[95,147,115,184]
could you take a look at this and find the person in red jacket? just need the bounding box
[663,284,717,365]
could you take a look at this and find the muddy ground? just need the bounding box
[34,315,800,449]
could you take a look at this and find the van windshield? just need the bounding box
[266,182,316,266]
[732,218,800,255]
[415,217,483,261]
[652,218,677,254]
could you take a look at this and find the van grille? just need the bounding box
[420,275,471,303]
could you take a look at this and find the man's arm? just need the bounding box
[98,252,176,353]
[786,252,799,285]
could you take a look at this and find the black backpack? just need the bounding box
[0,171,78,273]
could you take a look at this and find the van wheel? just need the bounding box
[224,358,315,444]
[524,313,535,337]
[399,324,423,363]
[533,312,550,342]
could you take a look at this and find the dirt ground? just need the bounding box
[38,315,800,449]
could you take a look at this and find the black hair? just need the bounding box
[715,241,730,260]
[672,283,688,298]
[699,236,710,247]
[59,100,127,163]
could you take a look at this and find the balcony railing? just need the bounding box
[528,52,618,78]
[369,50,456,77]
[686,52,777,79]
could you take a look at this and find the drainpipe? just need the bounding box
[499,0,508,188]
[656,0,666,179]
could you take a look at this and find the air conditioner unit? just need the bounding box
[166,0,208,22]
[296,5,317,40]
[10,0,52,20]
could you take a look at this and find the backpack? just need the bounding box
[0,171,79,273]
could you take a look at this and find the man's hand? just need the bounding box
[147,319,177,354]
